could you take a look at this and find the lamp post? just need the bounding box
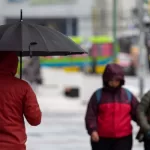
[137,0,147,98]
[112,0,117,60]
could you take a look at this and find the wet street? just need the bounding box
[26,101,143,150]
[25,69,148,150]
[27,111,89,150]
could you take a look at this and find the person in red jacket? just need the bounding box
[85,63,139,150]
[0,52,42,150]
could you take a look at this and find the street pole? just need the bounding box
[137,0,146,98]
[112,0,117,60]
[66,18,73,36]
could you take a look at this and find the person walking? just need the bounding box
[0,52,42,150]
[23,56,42,91]
[85,63,139,150]
[136,90,150,150]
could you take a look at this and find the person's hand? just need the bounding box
[91,131,99,142]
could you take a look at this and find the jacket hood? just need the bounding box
[0,52,18,76]
[102,63,125,86]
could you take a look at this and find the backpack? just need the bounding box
[96,88,132,104]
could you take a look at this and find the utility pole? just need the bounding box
[137,0,146,98]
[112,0,117,60]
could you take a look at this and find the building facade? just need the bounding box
[0,0,93,36]
[92,0,137,36]
[0,0,137,37]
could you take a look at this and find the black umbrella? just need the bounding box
[0,10,87,78]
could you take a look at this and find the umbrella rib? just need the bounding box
[29,24,49,52]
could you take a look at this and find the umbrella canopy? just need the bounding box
[0,10,87,79]
[0,22,86,56]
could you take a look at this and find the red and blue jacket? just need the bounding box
[85,64,139,138]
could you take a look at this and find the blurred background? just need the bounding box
[1,0,150,150]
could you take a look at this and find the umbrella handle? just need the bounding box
[20,9,23,22]
[29,42,37,58]
[29,44,32,58]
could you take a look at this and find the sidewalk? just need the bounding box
[26,89,143,150]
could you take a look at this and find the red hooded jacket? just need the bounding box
[0,52,42,150]
[85,63,139,138]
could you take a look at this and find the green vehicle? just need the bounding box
[39,35,119,74]
[40,36,88,72]
[85,35,119,74]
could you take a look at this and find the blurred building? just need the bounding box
[0,0,93,36]
[0,0,137,37]
[92,0,137,36]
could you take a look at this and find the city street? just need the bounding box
[26,68,148,150]
[26,96,143,150]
